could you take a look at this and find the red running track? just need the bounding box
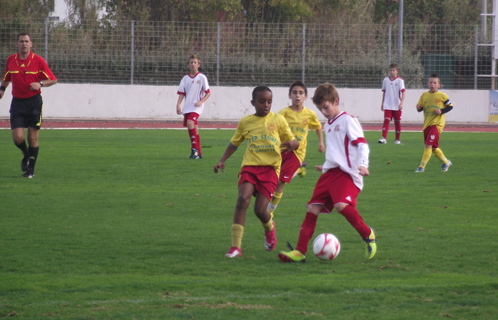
[0,120,497,132]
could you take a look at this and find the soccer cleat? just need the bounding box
[278,242,306,263]
[264,221,277,251]
[441,160,452,172]
[364,228,377,260]
[21,155,29,172]
[297,167,306,177]
[378,138,387,144]
[394,140,401,144]
[225,246,241,258]
[415,167,424,173]
[22,171,34,178]
[189,148,200,159]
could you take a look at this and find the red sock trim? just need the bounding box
[188,129,197,150]
[296,212,318,255]
[196,134,202,155]
[382,119,390,139]
[394,120,401,140]
[338,205,370,239]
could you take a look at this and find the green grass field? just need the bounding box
[1,128,497,319]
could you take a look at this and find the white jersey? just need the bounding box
[322,111,369,190]
[381,76,405,110]
[177,72,210,115]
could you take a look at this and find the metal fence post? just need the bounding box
[45,19,49,62]
[475,25,478,89]
[131,21,135,85]
[388,25,392,65]
[217,22,220,86]
[302,24,306,83]
[398,0,403,64]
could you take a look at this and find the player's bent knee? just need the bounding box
[306,204,322,215]
[186,120,195,129]
[334,202,347,212]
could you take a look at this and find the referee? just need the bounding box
[0,33,57,178]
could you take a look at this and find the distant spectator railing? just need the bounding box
[0,19,491,89]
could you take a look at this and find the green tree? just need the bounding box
[0,0,54,19]
[99,0,243,22]
[374,0,485,25]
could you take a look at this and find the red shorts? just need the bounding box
[423,125,440,148]
[307,167,360,214]
[183,112,200,127]
[384,110,402,121]
[279,151,301,183]
[238,166,278,201]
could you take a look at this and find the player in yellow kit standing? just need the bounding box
[415,73,453,173]
[267,81,324,217]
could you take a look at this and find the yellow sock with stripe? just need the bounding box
[231,224,244,249]
[432,148,448,164]
[261,218,274,232]
[267,192,282,218]
[420,148,432,169]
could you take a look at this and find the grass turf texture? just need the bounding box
[0,129,497,319]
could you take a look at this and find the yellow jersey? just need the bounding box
[278,106,322,163]
[230,111,295,177]
[417,91,453,132]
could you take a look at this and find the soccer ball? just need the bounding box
[312,233,341,261]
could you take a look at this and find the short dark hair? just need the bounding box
[388,63,399,70]
[252,86,272,101]
[429,73,440,81]
[289,80,307,95]
[17,33,31,41]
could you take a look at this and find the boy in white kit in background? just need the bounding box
[378,63,405,144]
[176,54,211,159]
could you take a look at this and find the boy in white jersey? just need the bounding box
[176,54,211,159]
[279,83,377,263]
[378,63,405,144]
[267,80,324,217]
[214,86,299,258]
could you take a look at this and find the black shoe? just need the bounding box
[22,171,34,178]
[21,155,29,172]
[189,148,200,159]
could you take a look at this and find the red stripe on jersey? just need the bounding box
[351,137,367,146]
[344,135,351,168]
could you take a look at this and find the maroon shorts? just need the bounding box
[183,112,200,127]
[384,110,402,121]
[307,167,360,214]
[423,125,440,148]
[279,151,301,183]
[238,166,278,201]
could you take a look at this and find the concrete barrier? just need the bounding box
[0,84,491,124]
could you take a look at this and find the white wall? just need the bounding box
[0,84,490,123]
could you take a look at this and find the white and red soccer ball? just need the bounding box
[312,233,341,261]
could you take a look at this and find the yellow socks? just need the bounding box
[267,192,282,218]
[261,218,274,232]
[433,148,448,164]
[420,148,432,169]
[231,224,244,249]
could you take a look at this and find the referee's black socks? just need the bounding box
[15,140,29,157]
[28,146,39,172]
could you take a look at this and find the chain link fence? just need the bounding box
[0,19,492,89]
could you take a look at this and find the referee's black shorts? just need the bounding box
[10,94,43,130]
